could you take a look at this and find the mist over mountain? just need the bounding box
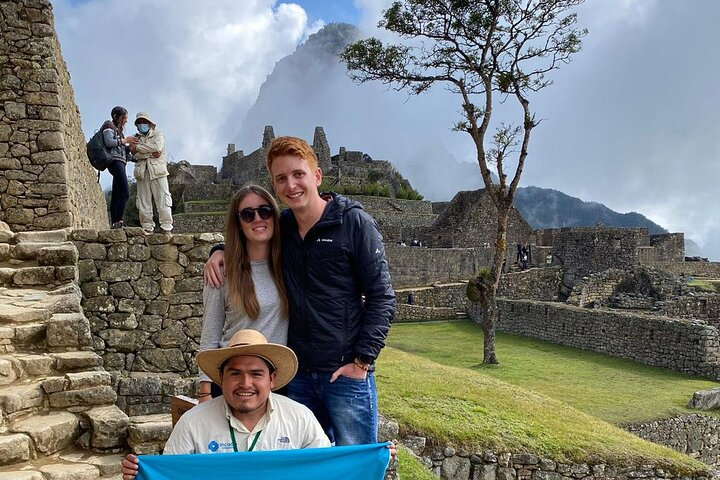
[237,23,703,257]
[514,187,667,233]
[234,23,484,199]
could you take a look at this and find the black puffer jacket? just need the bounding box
[281,193,396,372]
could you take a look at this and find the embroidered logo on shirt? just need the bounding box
[208,440,219,452]
[277,436,290,443]
[316,238,333,242]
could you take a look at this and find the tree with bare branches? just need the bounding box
[342,0,587,364]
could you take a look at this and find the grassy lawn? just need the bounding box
[688,280,719,293]
[398,449,436,480]
[385,321,719,425]
[376,347,709,475]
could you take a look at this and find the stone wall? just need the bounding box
[411,189,532,250]
[650,233,685,262]
[656,295,720,324]
[385,415,716,480]
[395,283,467,308]
[551,227,649,280]
[394,305,460,323]
[625,414,720,467]
[487,299,720,380]
[566,269,628,307]
[0,0,107,232]
[645,261,720,278]
[497,267,563,301]
[386,246,492,288]
[74,229,222,413]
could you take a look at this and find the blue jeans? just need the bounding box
[288,370,377,446]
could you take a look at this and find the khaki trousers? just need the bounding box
[137,175,173,231]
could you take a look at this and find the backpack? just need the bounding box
[86,129,113,176]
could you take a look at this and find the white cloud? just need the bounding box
[53,0,312,185]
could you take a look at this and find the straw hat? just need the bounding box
[196,329,298,391]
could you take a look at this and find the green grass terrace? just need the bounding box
[378,320,720,477]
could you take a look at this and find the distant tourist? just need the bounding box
[130,112,173,233]
[520,245,529,270]
[410,239,421,247]
[545,253,553,266]
[197,184,288,402]
[516,243,522,263]
[203,136,396,446]
[102,106,137,229]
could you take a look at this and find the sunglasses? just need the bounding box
[238,204,274,223]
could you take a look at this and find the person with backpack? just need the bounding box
[102,106,137,229]
[130,112,173,233]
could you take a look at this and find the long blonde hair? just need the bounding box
[224,184,288,319]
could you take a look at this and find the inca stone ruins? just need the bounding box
[2,1,720,479]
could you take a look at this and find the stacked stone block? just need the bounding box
[0,0,108,232]
[487,299,720,380]
[497,267,563,301]
[626,414,720,467]
[386,246,492,289]
[75,229,221,414]
[0,226,127,478]
[380,414,716,480]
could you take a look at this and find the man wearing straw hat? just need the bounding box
[121,329,331,478]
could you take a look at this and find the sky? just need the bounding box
[53,0,719,260]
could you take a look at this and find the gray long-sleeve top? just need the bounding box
[198,260,288,383]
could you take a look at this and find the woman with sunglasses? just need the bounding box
[197,184,288,401]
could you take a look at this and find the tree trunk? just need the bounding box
[480,200,510,365]
[481,298,498,364]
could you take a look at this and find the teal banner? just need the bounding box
[136,442,391,480]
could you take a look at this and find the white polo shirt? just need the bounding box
[164,393,330,454]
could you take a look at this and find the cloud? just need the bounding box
[53,0,312,183]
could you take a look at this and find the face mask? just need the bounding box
[137,124,150,134]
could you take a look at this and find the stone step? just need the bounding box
[128,413,172,455]
[0,432,32,466]
[14,242,75,262]
[0,353,103,386]
[51,352,103,372]
[0,304,50,325]
[180,201,229,213]
[46,313,92,352]
[15,230,69,244]
[78,406,129,450]
[10,411,79,456]
[1,322,47,353]
[0,448,124,478]
[0,381,46,416]
[0,354,54,385]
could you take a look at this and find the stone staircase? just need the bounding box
[0,227,127,479]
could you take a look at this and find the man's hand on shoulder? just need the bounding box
[203,250,226,287]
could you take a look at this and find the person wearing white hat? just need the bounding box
[120,329,334,479]
[131,112,173,233]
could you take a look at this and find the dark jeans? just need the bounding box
[107,160,129,223]
[288,370,377,446]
